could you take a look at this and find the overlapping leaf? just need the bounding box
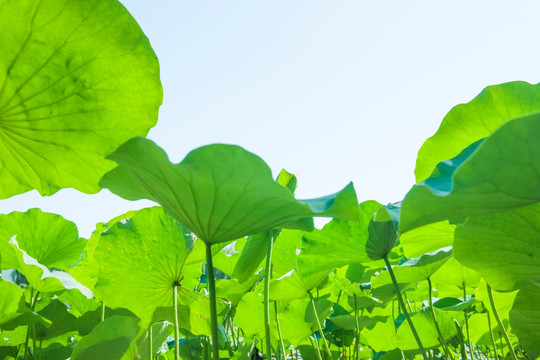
[92,207,199,326]
[100,138,358,244]
[0,0,161,197]
[389,113,540,232]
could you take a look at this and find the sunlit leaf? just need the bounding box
[390,113,540,232]
[100,138,358,244]
[0,0,161,197]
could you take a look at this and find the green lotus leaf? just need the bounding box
[0,278,50,331]
[509,285,540,359]
[397,308,463,350]
[390,113,540,232]
[231,231,270,283]
[1,239,89,294]
[33,300,77,342]
[150,288,229,336]
[454,202,540,292]
[100,137,358,244]
[431,258,482,291]
[70,210,135,292]
[71,316,141,360]
[399,221,455,258]
[0,0,161,198]
[298,201,385,276]
[92,207,197,326]
[0,209,83,270]
[371,249,452,287]
[269,269,330,301]
[278,298,315,346]
[272,229,303,279]
[235,292,278,340]
[415,81,540,182]
[433,297,476,312]
[363,316,397,352]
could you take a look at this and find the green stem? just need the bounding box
[427,278,453,359]
[310,335,323,360]
[264,233,274,360]
[486,284,518,360]
[205,242,220,360]
[274,301,287,360]
[309,291,334,360]
[384,256,428,360]
[173,283,180,360]
[453,318,467,360]
[353,295,359,360]
[486,310,498,359]
[463,284,473,360]
[101,302,106,322]
[24,288,39,360]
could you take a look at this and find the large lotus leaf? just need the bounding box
[271,229,303,279]
[100,137,359,244]
[0,209,83,270]
[397,308,463,350]
[475,280,517,322]
[235,292,278,340]
[0,279,24,325]
[298,201,384,276]
[0,278,50,330]
[216,275,260,307]
[70,210,135,292]
[415,81,540,182]
[269,269,330,301]
[278,298,314,346]
[390,113,540,232]
[71,316,142,360]
[33,299,77,342]
[92,207,197,325]
[454,202,540,292]
[151,288,229,336]
[1,238,90,294]
[57,288,100,317]
[431,258,481,291]
[363,316,397,352]
[0,0,161,198]
[399,221,455,258]
[231,231,270,283]
[509,285,540,359]
[371,249,452,287]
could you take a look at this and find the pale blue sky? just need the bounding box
[2,1,540,237]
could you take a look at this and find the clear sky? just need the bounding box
[1,1,540,238]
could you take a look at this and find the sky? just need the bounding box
[1,1,540,238]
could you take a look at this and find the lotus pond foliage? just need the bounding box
[0,0,539,359]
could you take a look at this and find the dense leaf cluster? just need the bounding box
[0,0,539,359]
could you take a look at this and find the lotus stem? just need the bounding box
[427,277,454,359]
[264,233,274,360]
[486,310,498,359]
[205,242,220,360]
[453,318,467,360]
[486,285,517,360]
[173,283,180,360]
[384,256,428,360]
[354,295,360,360]
[309,291,334,360]
[463,283,473,360]
[310,334,324,360]
[274,301,287,360]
